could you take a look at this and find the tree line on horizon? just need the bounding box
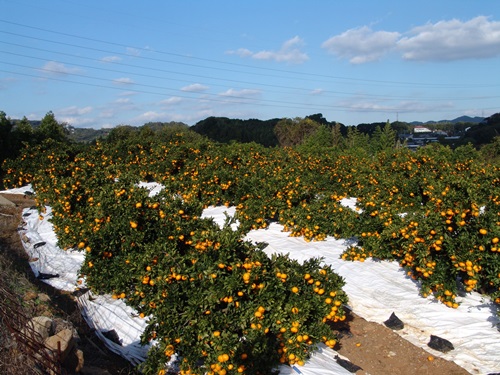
[1,109,500,183]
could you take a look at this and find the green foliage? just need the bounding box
[4,110,500,373]
[192,117,279,147]
[479,136,500,163]
[274,117,321,147]
[370,121,397,154]
[23,141,348,375]
[341,145,500,307]
[0,111,14,177]
[344,126,370,155]
[36,111,69,143]
[300,125,335,150]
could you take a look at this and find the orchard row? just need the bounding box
[3,134,500,374]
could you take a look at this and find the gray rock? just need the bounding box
[52,317,80,341]
[30,316,54,341]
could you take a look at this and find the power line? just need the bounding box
[4,67,497,116]
[1,19,498,89]
[0,66,359,112]
[4,46,497,103]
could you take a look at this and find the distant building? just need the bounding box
[413,126,432,133]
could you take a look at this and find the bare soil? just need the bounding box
[0,193,470,375]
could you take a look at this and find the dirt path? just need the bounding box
[0,193,470,375]
[333,312,469,375]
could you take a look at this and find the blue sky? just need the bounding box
[1,0,499,128]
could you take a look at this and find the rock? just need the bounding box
[44,329,75,362]
[63,348,85,373]
[52,318,80,341]
[384,312,404,330]
[427,334,454,353]
[29,316,54,341]
[75,349,85,372]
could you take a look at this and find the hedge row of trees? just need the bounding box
[192,113,499,148]
[0,111,70,176]
[2,110,500,184]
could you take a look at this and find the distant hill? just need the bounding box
[411,116,485,125]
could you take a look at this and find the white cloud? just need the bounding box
[114,98,131,104]
[219,88,260,97]
[132,111,165,123]
[181,83,209,92]
[119,91,138,97]
[214,89,261,107]
[160,97,183,107]
[100,109,116,119]
[227,36,309,64]
[110,97,138,111]
[323,16,500,64]
[226,48,253,58]
[55,106,96,127]
[339,97,454,113]
[58,116,96,127]
[0,77,16,90]
[40,61,82,75]
[58,106,93,116]
[101,56,122,63]
[398,16,500,61]
[311,89,325,95]
[126,47,141,56]
[322,26,400,64]
[113,77,134,85]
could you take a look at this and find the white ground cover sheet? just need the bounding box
[3,185,499,374]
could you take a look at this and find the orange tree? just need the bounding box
[342,145,500,307]
[75,177,349,375]
[5,128,500,372]
[7,137,349,375]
